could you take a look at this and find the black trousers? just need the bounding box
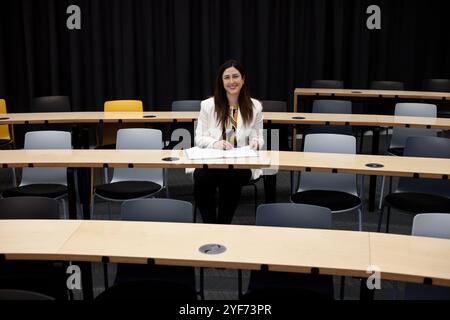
[194,168,251,224]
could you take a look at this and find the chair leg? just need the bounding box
[252,184,258,216]
[340,276,346,300]
[60,198,68,219]
[102,260,109,290]
[199,267,205,300]
[10,168,17,187]
[238,269,243,300]
[103,168,108,184]
[90,195,96,220]
[193,202,197,223]
[385,206,392,233]
[378,176,386,210]
[357,208,363,231]
[377,205,385,232]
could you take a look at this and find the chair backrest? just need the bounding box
[397,136,450,197]
[111,129,163,185]
[312,100,352,114]
[310,100,353,135]
[0,99,11,140]
[121,198,193,222]
[104,100,143,112]
[369,81,404,91]
[32,96,71,112]
[406,212,450,299]
[412,213,450,239]
[298,134,357,194]
[0,197,59,219]
[171,100,201,111]
[311,80,344,89]
[260,100,287,112]
[101,100,143,146]
[390,103,438,148]
[422,79,450,92]
[20,131,71,185]
[256,203,332,229]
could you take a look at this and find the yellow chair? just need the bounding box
[0,99,14,149]
[98,100,144,147]
[96,100,144,187]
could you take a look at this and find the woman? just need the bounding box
[194,60,264,224]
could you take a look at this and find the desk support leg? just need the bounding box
[80,262,94,300]
[360,278,375,300]
[263,175,277,203]
[369,127,380,212]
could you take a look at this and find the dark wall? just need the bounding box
[0,0,449,112]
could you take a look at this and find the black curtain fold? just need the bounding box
[0,0,449,113]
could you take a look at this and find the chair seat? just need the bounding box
[291,190,361,212]
[2,184,67,198]
[384,192,450,214]
[387,147,404,156]
[95,181,161,200]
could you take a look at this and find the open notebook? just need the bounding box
[185,146,258,160]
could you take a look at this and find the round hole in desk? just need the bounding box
[351,91,363,94]
[292,116,305,120]
[199,244,226,255]
[0,117,10,120]
[161,157,179,162]
[143,115,156,118]
[365,163,384,168]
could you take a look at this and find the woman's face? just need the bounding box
[222,66,244,97]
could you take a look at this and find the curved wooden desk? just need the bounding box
[1,220,450,288]
[1,111,450,129]
[1,149,449,179]
[294,88,450,113]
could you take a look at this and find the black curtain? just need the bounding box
[0,0,449,113]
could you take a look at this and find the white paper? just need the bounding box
[185,146,258,160]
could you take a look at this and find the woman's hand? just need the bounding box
[213,140,233,150]
[249,140,259,150]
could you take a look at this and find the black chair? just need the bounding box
[310,99,353,135]
[311,80,344,89]
[422,79,450,118]
[31,96,73,141]
[167,100,201,149]
[378,137,450,233]
[241,203,334,300]
[32,96,71,113]
[97,198,199,300]
[0,197,68,300]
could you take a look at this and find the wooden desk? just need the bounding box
[1,149,449,223]
[2,220,450,294]
[370,233,450,287]
[293,88,450,113]
[2,111,450,129]
[1,149,449,179]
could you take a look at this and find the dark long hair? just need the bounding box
[213,60,253,131]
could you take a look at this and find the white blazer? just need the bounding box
[187,97,264,180]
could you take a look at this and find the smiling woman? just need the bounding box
[193,60,264,224]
